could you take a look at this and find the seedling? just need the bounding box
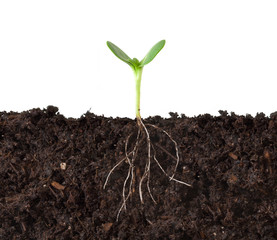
[106,40,166,123]
[104,40,191,220]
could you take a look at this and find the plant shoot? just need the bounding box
[106,40,166,122]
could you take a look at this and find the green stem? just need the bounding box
[134,67,143,120]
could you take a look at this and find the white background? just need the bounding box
[1,1,277,119]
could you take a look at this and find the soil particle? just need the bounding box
[0,106,276,239]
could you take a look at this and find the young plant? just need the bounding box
[105,40,191,221]
[106,40,165,123]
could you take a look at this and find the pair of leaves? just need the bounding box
[107,40,166,69]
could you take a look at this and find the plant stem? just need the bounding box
[134,67,143,121]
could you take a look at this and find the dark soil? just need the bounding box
[0,106,276,240]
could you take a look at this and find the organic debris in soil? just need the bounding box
[0,106,276,239]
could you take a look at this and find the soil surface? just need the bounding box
[0,106,276,240]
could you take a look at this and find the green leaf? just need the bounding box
[107,41,134,68]
[139,40,166,67]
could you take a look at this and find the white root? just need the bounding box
[103,118,191,221]
[146,123,180,181]
[114,127,143,221]
[103,128,140,191]
[151,143,191,187]
[103,157,126,190]
[122,134,133,210]
[138,117,157,204]
[117,128,140,219]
